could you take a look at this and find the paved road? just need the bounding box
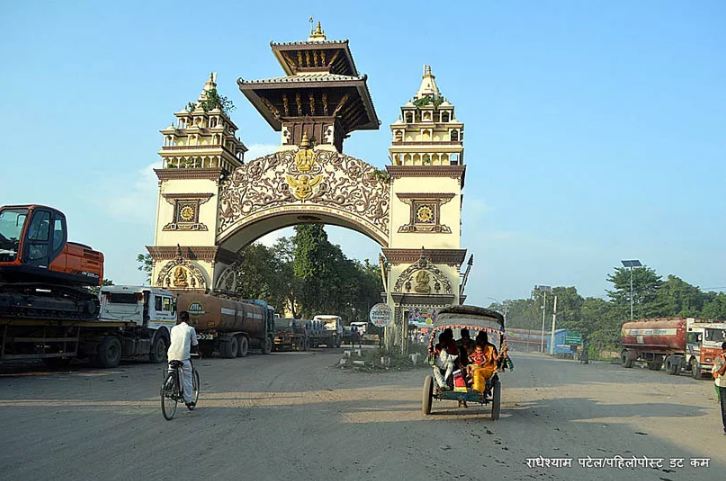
[0,350,723,481]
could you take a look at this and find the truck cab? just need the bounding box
[100,285,177,330]
[686,319,726,377]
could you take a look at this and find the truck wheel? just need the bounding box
[220,337,238,359]
[95,336,122,368]
[690,359,701,379]
[238,336,249,357]
[149,334,167,364]
[262,336,272,355]
[422,375,433,415]
[621,351,633,368]
[491,378,502,421]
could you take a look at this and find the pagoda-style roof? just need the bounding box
[238,29,379,139]
[238,75,379,132]
[271,40,359,76]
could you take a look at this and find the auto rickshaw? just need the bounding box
[422,305,507,420]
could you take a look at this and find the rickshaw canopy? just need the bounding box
[431,305,505,334]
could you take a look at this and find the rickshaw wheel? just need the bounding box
[422,375,433,415]
[491,378,501,421]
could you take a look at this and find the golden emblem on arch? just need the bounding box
[286,174,323,201]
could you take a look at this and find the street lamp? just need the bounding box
[534,285,552,352]
[621,260,642,320]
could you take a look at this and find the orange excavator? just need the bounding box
[0,205,104,320]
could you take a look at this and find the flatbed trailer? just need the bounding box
[0,286,178,368]
[0,317,153,367]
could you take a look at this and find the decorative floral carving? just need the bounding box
[217,149,390,241]
[393,256,452,294]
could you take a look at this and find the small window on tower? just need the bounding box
[442,111,450,123]
[405,112,413,123]
[451,130,459,142]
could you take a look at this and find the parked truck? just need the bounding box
[620,317,726,378]
[0,285,176,368]
[272,317,309,351]
[0,204,176,368]
[309,315,343,348]
[175,292,275,358]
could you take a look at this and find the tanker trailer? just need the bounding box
[620,318,726,378]
[175,292,274,358]
[620,318,686,371]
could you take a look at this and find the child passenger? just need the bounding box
[467,333,507,393]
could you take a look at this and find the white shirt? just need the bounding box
[167,322,199,361]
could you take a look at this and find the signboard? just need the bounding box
[369,303,393,327]
[564,332,583,345]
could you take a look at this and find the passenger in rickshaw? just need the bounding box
[467,333,508,394]
[456,328,475,367]
[432,329,459,390]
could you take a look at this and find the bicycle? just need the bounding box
[160,358,200,420]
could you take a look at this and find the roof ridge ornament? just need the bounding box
[415,64,441,100]
[308,18,326,42]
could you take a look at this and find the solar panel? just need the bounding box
[621,260,642,268]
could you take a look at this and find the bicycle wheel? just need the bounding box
[189,369,200,409]
[161,371,178,420]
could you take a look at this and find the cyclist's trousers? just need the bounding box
[169,360,193,403]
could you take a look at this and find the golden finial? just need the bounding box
[300,132,311,149]
[308,18,326,41]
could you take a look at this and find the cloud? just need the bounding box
[103,161,160,224]
[465,196,492,214]
[245,143,279,160]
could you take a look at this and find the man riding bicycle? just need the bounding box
[167,311,199,409]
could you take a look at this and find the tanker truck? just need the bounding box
[175,292,275,358]
[620,317,726,378]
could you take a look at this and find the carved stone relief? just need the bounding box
[156,257,208,290]
[217,149,390,241]
[393,256,452,294]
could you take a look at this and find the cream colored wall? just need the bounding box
[388,176,462,249]
[154,177,220,247]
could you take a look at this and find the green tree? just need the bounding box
[551,286,584,330]
[655,275,705,317]
[231,243,276,300]
[607,266,664,320]
[702,292,726,320]
[269,238,302,317]
[292,224,337,316]
[136,253,153,284]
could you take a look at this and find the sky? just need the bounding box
[1,1,725,304]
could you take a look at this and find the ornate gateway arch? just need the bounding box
[148,24,470,349]
[216,145,390,250]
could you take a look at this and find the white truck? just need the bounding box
[310,315,343,348]
[0,285,176,368]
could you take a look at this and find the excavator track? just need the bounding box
[0,282,100,321]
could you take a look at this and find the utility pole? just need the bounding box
[549,295,558,355]
[540,292,547,353]
[621,260,642,321]
[534,285,552,353]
